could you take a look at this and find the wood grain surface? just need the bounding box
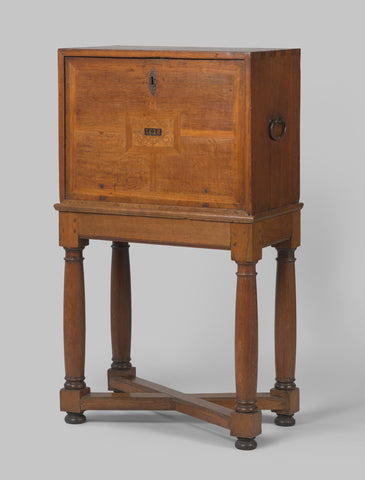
[58,48,300,215]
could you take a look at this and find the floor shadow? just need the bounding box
[88,410,202,424]
[297,399,364,425]
[86,410,283,449]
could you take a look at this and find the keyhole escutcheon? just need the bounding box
[149,68,156,95]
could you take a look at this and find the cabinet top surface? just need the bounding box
[59,46,300,59]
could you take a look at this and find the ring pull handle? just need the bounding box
[269,116,286,141]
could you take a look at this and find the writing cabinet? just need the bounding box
[55,46,301,450]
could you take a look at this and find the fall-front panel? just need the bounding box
[64,57,245,209]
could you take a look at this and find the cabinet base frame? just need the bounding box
[60,374,299,440]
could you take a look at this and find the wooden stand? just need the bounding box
[57,206,301,449]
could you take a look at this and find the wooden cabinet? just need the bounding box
[56,47,302,450]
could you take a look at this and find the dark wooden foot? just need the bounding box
[275,414,295,427]
[65,412,86,424]
[235,437,257,450]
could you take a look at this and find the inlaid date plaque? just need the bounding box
[55,46,302,450]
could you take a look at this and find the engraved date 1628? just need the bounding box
[144,128,162,136]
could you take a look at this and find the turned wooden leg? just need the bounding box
[273,247,298,426]
[108,242,135,387]
[231,262,262,450]
[63,245,87,424]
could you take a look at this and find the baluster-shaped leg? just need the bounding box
[108,242,135,387]
[231,262,262,450]
[63,245,87,424]
[272,247,298,426]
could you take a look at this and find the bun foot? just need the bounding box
[65,412,86,424]
[235,437,257,450]
[275,414,295,427]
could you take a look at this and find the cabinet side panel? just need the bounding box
[251,50,300,213]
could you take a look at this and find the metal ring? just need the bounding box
[269,116,286,141]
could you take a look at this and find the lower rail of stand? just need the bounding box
[60,375,299,432]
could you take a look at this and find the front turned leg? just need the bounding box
[108,242,135,390]
[62,245,88,424]
[272,247,299,426]
[231,262,262,450]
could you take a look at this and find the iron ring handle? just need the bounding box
[269,116,286,141]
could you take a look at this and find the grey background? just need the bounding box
[2,0,364,478]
